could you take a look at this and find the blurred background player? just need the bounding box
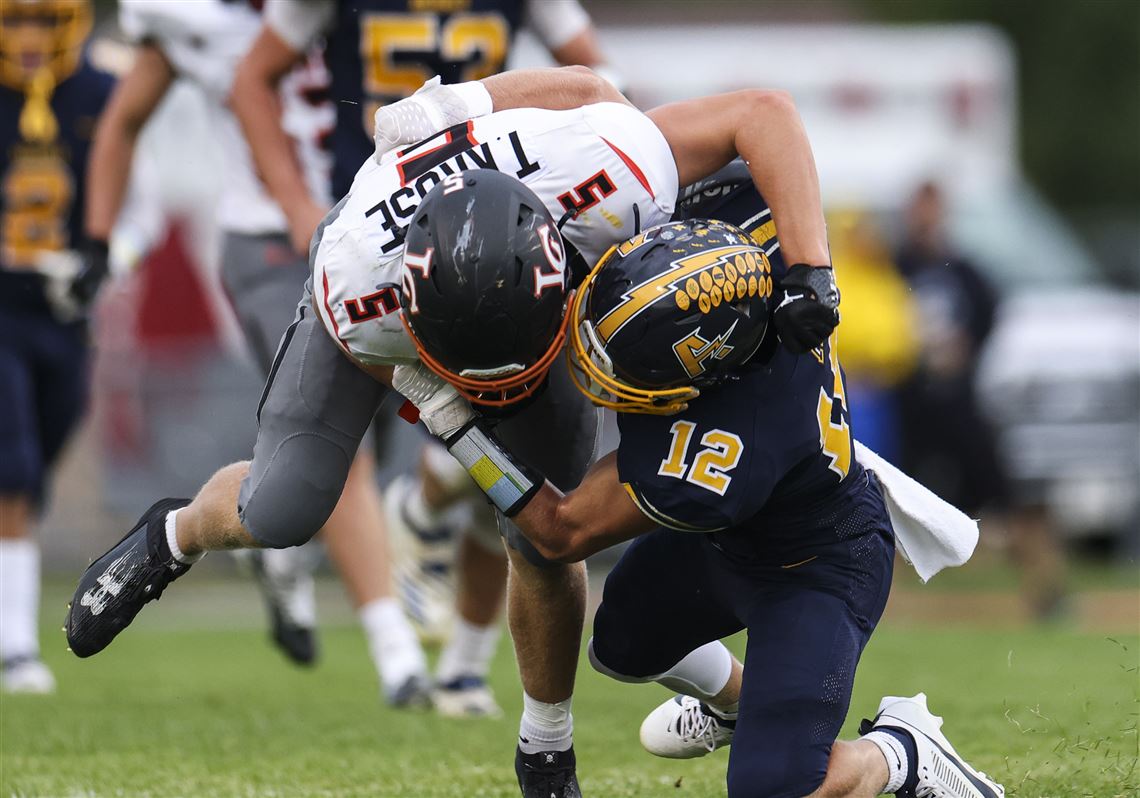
[894,180,1067,618]
[825,209,919,464]
[82,0,430,704]
[230,0,614,716]
[0,0,113,694]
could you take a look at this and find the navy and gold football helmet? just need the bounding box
[0,0,92,92]
[567,219,774,415]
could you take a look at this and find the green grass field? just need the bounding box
[2,574,1137,798]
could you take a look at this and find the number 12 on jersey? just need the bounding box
[658,421,744,496]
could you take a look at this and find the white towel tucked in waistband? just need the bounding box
[854,440,979,583]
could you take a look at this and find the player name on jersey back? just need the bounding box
[363,124,543,255]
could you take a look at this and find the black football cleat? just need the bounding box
[515,745,582,798]
[65,498,192,658]
[245,549,318,666]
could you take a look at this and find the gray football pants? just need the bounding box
[225,237,599,565]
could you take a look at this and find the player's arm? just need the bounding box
[373,65,626,162]
[649,91,840,353]
[75,43,175,308]
[390,364,653,561]
[525,0,619,84]
[230,21,323,256]
[484,66,627,111]
[649,91,826,268]
[511,454,655,562]
[85,44,175,244]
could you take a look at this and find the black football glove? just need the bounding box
[773,264,840,354]
[71,239,110,310]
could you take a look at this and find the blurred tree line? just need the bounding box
[860,0,1139,281]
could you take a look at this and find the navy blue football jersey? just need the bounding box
[617,334,861,537]
[617,166,862,543]
[0,60,114,313]
[675,158,784,279]
[325,0,526,198]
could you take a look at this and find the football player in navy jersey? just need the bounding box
[396,171,1006,795]
[233,0,612,253]
[0,0,113,694]
[229,0,615,718]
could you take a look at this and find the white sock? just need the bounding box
[359,597,427,691]
[403,479,450,530]
[436,616,501,683]
[656,641,735,706]
[518,692,573,754]
[0,539,41,661]
[165,509,204,564]
[863,730,909,794]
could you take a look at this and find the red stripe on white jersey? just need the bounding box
[602,137,654,197]
[320,268,351,354]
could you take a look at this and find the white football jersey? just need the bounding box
[119,0,333,235]
[312,102,678,366]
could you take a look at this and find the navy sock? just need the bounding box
[880,727,919,796]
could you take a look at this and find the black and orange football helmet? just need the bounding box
[567,218,774,414]
[400,169,572,409]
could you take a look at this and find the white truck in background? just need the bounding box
[513,24,1140,544]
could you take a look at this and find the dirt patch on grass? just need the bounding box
[883,588,1139,633]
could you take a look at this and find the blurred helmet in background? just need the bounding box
[0,0,92,92]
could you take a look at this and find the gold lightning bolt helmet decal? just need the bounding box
[567,244,698,415]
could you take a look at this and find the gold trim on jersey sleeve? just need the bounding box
[622,483,726,533]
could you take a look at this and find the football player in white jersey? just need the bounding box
[83,0,432,704]
[232,0,618,719]
[67,67,840,797]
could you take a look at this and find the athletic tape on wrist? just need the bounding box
[447,80,493,120]
[446,420,542,516]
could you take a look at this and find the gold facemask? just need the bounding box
[565,245,699,416]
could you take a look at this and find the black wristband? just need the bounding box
[782,264,839,309]
[445,418,545,516]
[85,239,110,259]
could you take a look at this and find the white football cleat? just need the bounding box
[1,657,56,694]
[433,675,503,719]
[639,695,735,759]
[865,693,1005,798]
[384,475,458,644]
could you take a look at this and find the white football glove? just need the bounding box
[36,249,85,322]
[391,361,476,439]
[374,76,479,163]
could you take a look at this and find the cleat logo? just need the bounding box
[79,554,133,616]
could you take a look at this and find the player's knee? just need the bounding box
[726,748,825,798]
[589,602,664,680]
[241,499,332,549]
[239,434,350,549]
[586,637,655,685]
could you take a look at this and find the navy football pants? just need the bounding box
[591,474,895,798]
[0,309,88,505]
